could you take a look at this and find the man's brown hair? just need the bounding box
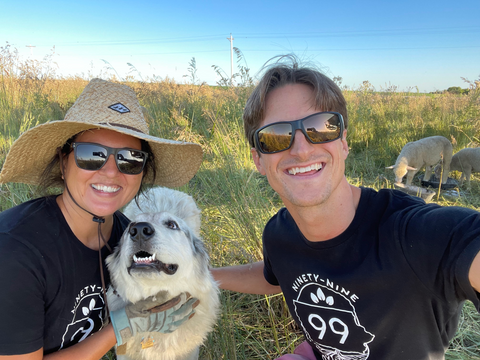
[244,55,348,148]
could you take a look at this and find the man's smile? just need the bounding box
[287,162,323,175]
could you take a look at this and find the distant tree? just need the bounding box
[447,86,462,94]
[446,86,469,95]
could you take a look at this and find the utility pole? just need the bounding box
[26,44,36,56]
[227,34,234,85]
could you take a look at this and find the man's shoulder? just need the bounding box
[361,186,427,207]
[359,187,440,219]
[266,207,290,224]
[374,187,475,218]
[362,187,479,240]
[263,207,295,236]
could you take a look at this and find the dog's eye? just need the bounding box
[165,220,179,230]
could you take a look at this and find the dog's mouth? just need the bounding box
[128,250,179,275]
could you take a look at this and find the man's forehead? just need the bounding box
[262,84,319,124]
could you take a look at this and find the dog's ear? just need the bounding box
[184,227,209,277]
[182,213,201,238]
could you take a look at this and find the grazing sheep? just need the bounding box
[386,136,453,185]
[434,147,480,188]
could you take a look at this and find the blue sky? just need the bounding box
[2,0,479,92]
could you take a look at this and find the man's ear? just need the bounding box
[251,148,266,175]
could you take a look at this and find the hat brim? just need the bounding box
[0,120,203,188]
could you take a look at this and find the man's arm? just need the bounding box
[211,261,281,295]
[469,251,480,293]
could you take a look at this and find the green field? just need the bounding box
[1,48,479,359]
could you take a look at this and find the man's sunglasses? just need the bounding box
[254,111,344,154]
[72,142,148,175]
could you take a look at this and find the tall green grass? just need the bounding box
[1,48,479,359]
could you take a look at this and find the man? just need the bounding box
[211,59,480,360]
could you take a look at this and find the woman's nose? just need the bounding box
[100,154,120,174]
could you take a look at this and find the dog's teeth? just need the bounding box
[133,253,156,264]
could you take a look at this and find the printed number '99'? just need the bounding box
[308,314,349,344]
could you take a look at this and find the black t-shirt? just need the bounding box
[263,187,480,360]
[0,196,129,355]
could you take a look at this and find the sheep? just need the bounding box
[386,136,453,185]
[434,147,480,188]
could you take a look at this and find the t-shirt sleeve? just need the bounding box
[262,218,280,286]
[400,205,480,309]
[263,247,279,286]
[0,234,46,354]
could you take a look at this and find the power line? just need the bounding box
[19,26,480,48]
[89,45,480,57]
[26,44,35,56]
[235,25,480,38]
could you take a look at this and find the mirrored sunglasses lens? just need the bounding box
[116,149,146,174]
[303,113,341,143]
[258,123,293,153]
[75,144,108,170]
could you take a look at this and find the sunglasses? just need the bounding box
[72,142,148,175]
[254,112,344,154]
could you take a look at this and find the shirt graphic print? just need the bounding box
[60,285,106,349]
[293,278,375,359]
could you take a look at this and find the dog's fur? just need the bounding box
[106,187,219,360]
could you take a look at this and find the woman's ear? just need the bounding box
[341,130,349,159]
[57,147,67,180]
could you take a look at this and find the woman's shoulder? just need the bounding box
[0,195,60,236]
[115,209,131,230]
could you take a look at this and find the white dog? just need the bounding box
[106,187,220,360]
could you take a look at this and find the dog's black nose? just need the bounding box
[129,222,155,242]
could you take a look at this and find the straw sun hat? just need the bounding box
[0,78,203,188]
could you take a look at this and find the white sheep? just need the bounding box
[434,147,480,188]
[386,136,453,185]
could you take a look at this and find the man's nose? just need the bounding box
[289,129,315,156]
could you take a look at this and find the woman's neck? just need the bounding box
[56,193,114,250]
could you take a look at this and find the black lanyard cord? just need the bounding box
[57,147,112,318]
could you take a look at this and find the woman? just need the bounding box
[0,79,203,359]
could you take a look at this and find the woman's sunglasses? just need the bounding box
[72,142,148,175]
[254,111,344,154]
